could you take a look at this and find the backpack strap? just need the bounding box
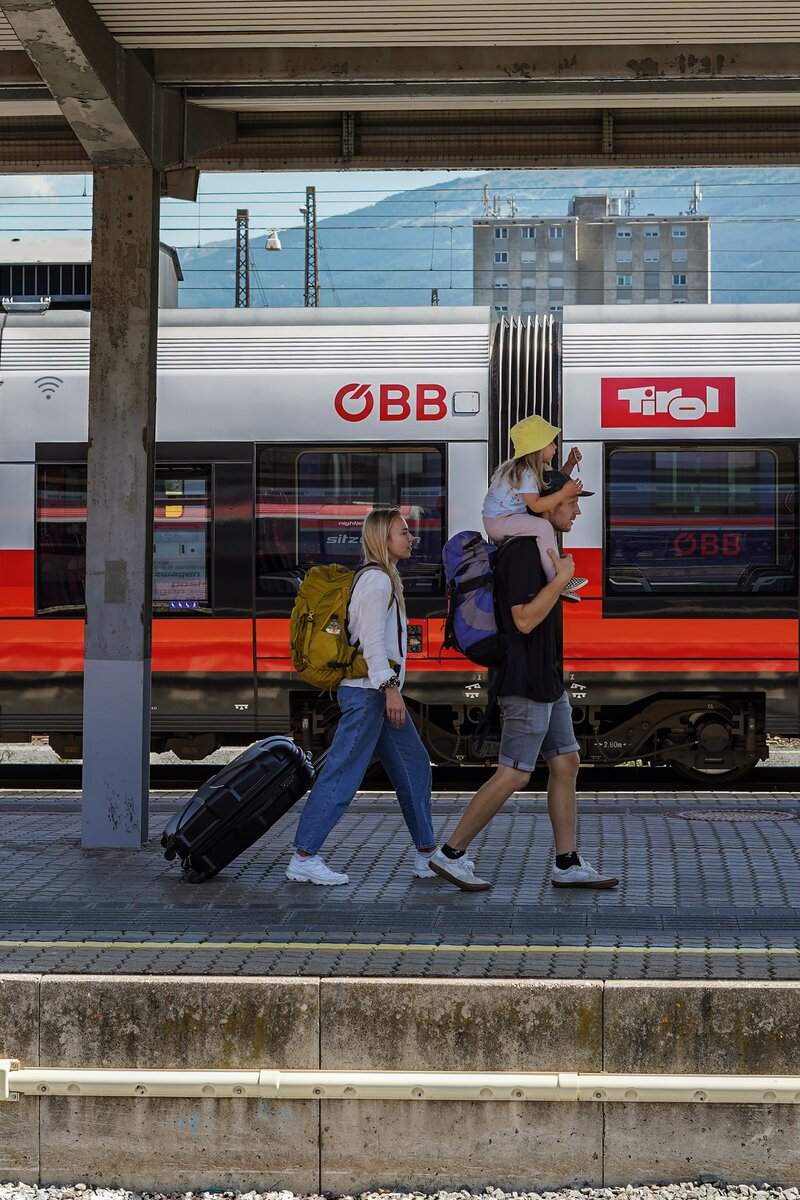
[346,562,404,669]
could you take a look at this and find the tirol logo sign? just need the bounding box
[335,382,448,422]
[601,377,736,428]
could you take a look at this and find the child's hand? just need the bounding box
[564,446,582,472]
[563,477,583,498]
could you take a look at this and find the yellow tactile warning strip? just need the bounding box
[0,939,797,957]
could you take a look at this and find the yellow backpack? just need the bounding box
[289,563,398,693]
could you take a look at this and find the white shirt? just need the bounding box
[340,567,406,692]
[482,467,539,519]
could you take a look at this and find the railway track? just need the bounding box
[2,762,800,793]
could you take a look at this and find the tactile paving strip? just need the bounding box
[1,789,799,979]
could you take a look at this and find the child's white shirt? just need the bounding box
[482,468,540,519]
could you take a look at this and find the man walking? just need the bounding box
[430,471,619,892]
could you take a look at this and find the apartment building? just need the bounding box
[473,194,710,318]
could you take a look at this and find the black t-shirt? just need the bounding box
[490,539,562,703]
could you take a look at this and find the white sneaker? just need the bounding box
[429,848,491,892]
[413,850,436,878]
[551,854,618,889]
[286,853,349,886]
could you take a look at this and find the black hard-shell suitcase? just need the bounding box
[161,735,315,883]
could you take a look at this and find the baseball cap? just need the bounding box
[541,469,595,497]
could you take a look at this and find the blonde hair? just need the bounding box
[490,449,546,493]
[361,506,407,616]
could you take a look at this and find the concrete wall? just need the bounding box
[3,974,800,1191]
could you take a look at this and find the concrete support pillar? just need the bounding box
[81,165,160,848]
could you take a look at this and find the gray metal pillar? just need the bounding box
[82,164,160,848]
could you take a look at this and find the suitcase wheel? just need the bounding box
[184,866,219,884]
[163,847,177,862]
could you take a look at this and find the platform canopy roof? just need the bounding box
[1,0,800,184]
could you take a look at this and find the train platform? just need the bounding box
[1,786,799,981]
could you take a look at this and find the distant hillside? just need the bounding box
[179,167,800,309]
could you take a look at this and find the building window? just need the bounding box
[672,227,688,238]
[616,250,633,264]
[521,251,536,264]
[672,250,688,263]
[616,274,632,287]
[521,276,536,291]
[549,276,563,289]
[644,227,659,238]
[548,226,564,240]
[521,227,536,239]
[549,303,563,313]
[494,279,508,289]
[495,304,509,314]
[672,274,687,286]
[494,227,508,239]
[644,250,660,263]
[644,273,660,289]
[548,250,563,264]
[494,252,508,264]
[672,299,688,304]
[616,228,632,239]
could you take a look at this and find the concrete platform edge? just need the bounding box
[2,975,800,1190]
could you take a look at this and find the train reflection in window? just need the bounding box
[256,445,446,596]
[35,464,213,614]
[605,444,798,595]
[153,467,212,611]
[36,465,87,613]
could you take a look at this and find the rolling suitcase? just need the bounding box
[161,735,316,883]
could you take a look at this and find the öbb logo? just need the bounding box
[601,377,736,428]
[335,382,448,423]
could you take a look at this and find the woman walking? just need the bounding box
[286,507,436,886]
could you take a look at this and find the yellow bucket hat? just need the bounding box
[510,414,560,459]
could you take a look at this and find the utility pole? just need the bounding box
[303,186,319,307]
[235,208,250,307]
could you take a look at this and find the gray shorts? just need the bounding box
[498,691,580,772]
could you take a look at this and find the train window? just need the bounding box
[36,465,87,613]
[35,463,213,614]
[605,445,798,598]
[255,444,446,597]
[153,467,212,612]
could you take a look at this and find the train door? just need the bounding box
[150,444,256,758]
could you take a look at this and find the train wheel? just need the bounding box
[666,755,760,785]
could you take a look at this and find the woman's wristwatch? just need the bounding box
[379,675,401,693]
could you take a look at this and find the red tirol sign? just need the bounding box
[334,383,448,423]
[601,377,736,428]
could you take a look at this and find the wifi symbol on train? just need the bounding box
[35,376,63,400]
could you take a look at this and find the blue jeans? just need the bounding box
[293,685,435,856]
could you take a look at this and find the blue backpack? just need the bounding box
[442,531,508,667]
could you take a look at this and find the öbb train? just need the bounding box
[0,303,797,783]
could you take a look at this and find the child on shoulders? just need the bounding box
[482,413,588,601]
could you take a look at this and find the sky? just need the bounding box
[0,169,486,247]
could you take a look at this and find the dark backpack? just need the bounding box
[441,531,507,667]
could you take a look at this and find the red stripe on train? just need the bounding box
[0,551,34,616]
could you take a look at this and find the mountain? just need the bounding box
[178,167,800,309]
